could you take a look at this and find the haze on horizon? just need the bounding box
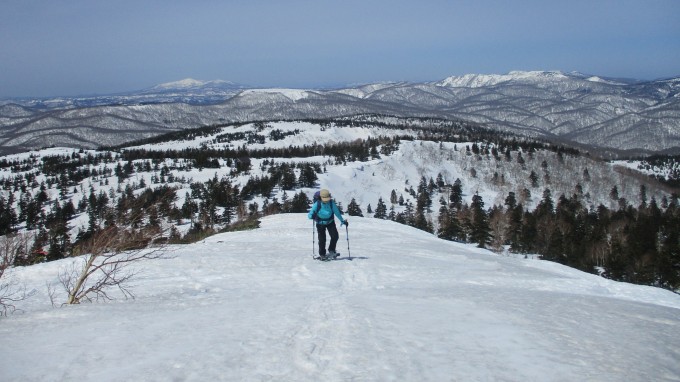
[1,0,679,98]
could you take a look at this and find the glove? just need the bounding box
[342,220,349,227]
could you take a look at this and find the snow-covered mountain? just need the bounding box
[146,78,242,92]
[435,70,575,87]
[139,78,246,102]
[1,71,679,155]
[0,78,246,112]
[2,214,679,381]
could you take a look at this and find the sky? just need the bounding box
[1,0,679,98]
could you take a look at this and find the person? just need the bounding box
[308,189,348,259]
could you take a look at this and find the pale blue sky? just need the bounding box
[1,0,679,97]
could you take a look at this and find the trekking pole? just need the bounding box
[345,224,351,261]
[312,220,316,258]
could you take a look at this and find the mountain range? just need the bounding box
[1,71,679,156]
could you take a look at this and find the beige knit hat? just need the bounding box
[319,189,331,201]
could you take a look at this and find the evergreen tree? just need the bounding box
[437,204,463,242]
[529,171,540,188]
[413,209,432,233]
[297,164,318,188]
[504,192,523,252]
[47,220,70,261]
[290,191,311,213]
[639,184,648,207]
[610,186,619,200]
[31,228,49,263]
[470,193,491,248]
[390,189,398,205]
[534,189,556,257]
[0,196,17,235]
[436,173,445,188]
[450,178,463,209]
[657,207,680,289]
[519,211,537,253]
[347,198,364,217]
[374,197,387,219]
[279,165,297,190]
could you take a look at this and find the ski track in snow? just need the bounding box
[1,214,680,381]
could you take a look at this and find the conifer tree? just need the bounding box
[534,189,556,257]
[297,164,318,188]
[450,179,463,209]
[470,193,491,248]
[374,197,387,219]
[504,192,523,252]
[437,204,463,242]
[347,198,364,217]
[529,171,540,188]
[290,191,311,213]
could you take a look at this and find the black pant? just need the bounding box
[316,221,339,256]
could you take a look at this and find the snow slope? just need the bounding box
[2,214,679,381]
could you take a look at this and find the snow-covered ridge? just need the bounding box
[586,76,626,85]
[149,78,241,91]
[238,88,312,102]
[435,70,569,88]
[2,214,679,381]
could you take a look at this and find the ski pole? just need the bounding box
[312,220,316,258]
[345,224,351,261]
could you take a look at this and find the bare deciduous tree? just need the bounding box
[488,206,509,254]
[0,233,34,316]
[59,226,170,305]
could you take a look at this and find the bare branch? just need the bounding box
[55,190,177,305]
[0,233,34,317]
[61,225,173,305]
[46,281,58,308]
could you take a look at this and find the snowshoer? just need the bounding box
[308,189,348,259]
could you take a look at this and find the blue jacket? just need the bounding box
[308,200,346,225]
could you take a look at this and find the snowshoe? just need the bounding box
[314,252,340,261]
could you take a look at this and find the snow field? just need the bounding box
[1,214,679,381]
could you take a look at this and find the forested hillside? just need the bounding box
[1,116,678,291]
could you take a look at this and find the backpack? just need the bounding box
[312,190,335,222]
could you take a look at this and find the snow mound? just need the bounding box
[1,214,679,381]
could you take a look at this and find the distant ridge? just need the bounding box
[146,78,245,92]
[1,71,679,155]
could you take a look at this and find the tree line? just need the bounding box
[347,176,680,292]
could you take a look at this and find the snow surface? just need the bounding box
[586,76,626,85]
[2,214,680,381]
